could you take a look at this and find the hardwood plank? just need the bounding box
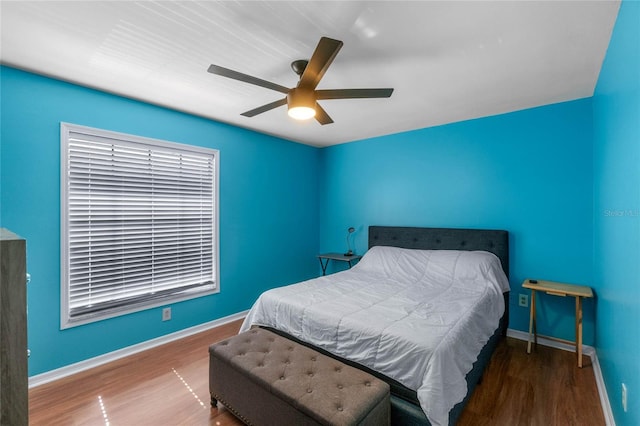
[30,322,604,426]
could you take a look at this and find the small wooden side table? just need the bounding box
[317,253,362,276]
[522,279,593,367]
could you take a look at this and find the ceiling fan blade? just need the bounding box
[241,98,288,117]
[314,103,334,125]
[316,88,394,100]
[298,37,343,90]
[208,64,290,94]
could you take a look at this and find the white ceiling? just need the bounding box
[0,1,620,147]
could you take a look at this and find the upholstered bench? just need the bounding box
[209,328,390,426]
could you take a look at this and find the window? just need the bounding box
[60,123,218,328]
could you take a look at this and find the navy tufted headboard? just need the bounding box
[368,226,510,278]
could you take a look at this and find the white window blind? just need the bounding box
[61,123,219,328]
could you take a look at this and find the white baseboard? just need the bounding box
[507,328,615,426]
[28,310,249,389]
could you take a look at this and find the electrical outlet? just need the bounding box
[622,383,628,412]
[518,294,529,307]
[162,307,171,321]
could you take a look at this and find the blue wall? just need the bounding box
[319,99,595,344]
[0,66,320,376]
[593,1,640,424]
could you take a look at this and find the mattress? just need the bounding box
[241,245,510,426]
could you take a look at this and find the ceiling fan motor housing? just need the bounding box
[287,87,316,107]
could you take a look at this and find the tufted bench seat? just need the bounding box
[209,328,390,426]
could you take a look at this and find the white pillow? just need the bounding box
[354,245,510,293]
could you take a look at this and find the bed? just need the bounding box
[240,226,510,426]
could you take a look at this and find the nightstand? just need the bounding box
[317,253,362,276]
[522,279,593,367]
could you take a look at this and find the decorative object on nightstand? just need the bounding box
[522,278,594,368]
[344,226,355,256]
[317,253,362,276]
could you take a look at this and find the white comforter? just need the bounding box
[240,246,510,426]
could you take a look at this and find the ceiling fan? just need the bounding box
[207,37,394,125]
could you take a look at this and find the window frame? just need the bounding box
[60,122,219,329]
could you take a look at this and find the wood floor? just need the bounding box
[29,319,605,426]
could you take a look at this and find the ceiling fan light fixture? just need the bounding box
[288,106,316,120]
[287,88,316,120]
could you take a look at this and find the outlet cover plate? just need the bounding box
[162,307,171,321]
[518,294,529,307]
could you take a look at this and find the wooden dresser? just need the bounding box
[1,228,28,426]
